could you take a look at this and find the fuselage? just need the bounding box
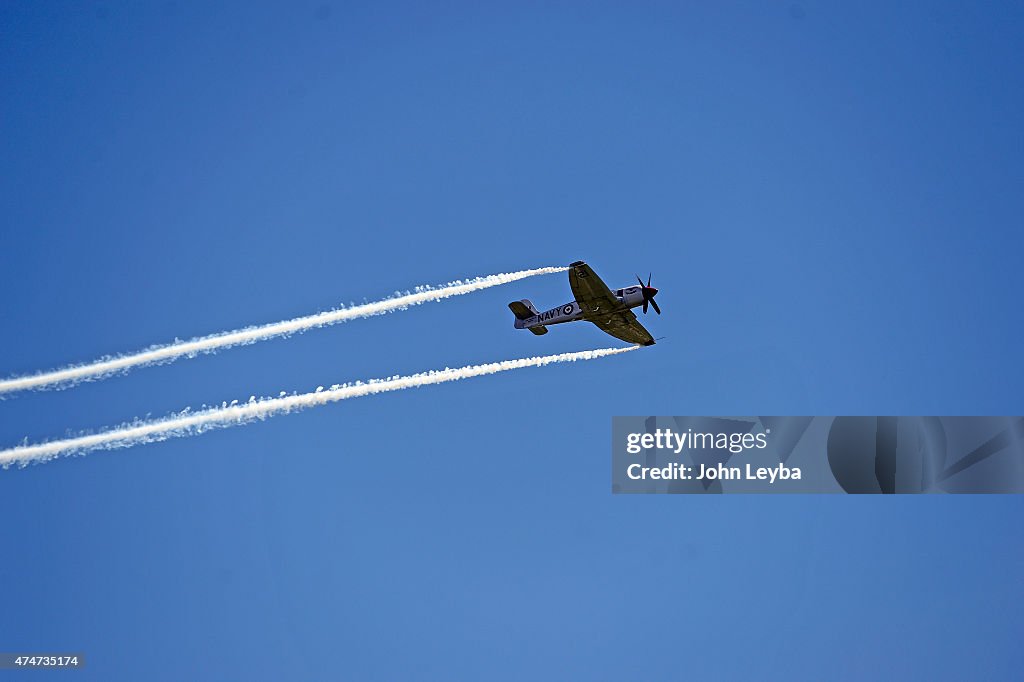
[513,285,647,330]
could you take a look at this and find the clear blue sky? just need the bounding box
[1,2,1022,679]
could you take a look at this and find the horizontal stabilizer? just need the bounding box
[508,299,539,320]
[529,325,548,335]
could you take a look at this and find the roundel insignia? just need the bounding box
[563,304,574,315]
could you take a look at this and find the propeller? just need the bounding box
[636,273,661,315]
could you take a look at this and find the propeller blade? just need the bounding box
[637,275,645,288]
[643,299,649,314]
[650,298,661,315]
[647,273,652,288]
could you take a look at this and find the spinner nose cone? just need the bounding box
[646,287,658,297]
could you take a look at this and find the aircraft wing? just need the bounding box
[591,308,656,346]
[569,261,656,346]
[569,261,619,315]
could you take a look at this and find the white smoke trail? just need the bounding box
[0,266,567,395]
[0,346,638,467]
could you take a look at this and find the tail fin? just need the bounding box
[508,299,539,320]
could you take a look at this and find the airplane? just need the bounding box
[509,261,660,346]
